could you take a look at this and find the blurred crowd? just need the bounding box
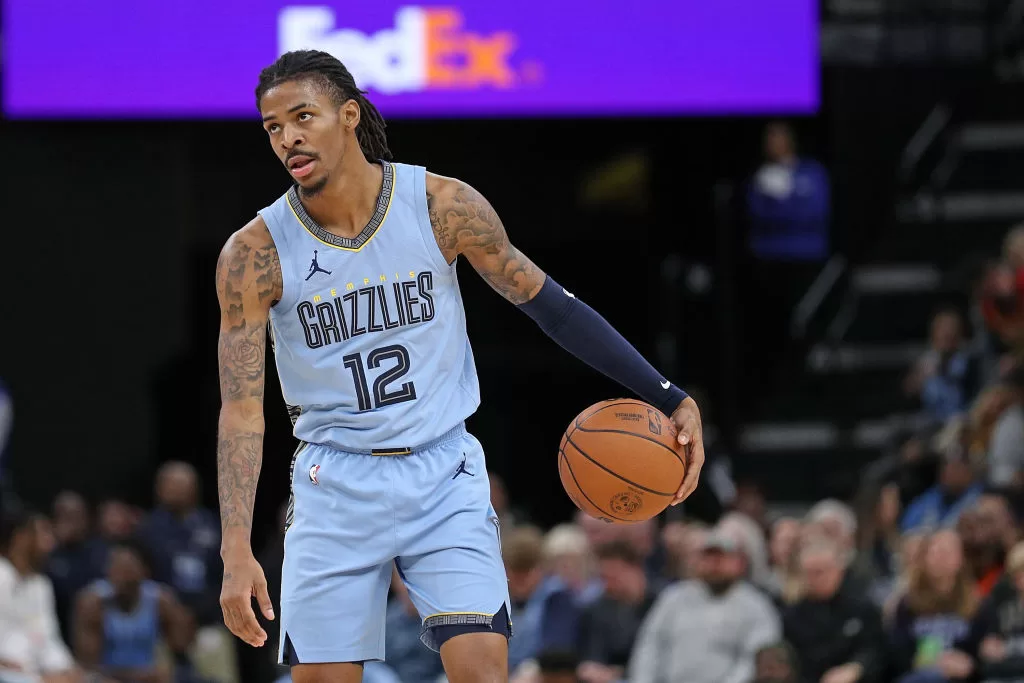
[7,227,1024,683]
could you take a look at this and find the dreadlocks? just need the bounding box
[256,50,393,162]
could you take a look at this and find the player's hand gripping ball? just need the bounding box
[559,397,704,523]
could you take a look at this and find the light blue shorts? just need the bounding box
[278,423,511,665]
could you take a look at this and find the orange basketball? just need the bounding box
[559,398,685,523]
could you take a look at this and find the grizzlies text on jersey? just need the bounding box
[259,162,481,451]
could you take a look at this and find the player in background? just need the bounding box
[216,50,705,683]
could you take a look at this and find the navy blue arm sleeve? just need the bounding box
[517,276,688,416]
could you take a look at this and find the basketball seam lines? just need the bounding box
[559,450,633,523]
[573,424,685,466]
[564,430,677,497]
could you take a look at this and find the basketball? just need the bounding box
[559,398,686,523]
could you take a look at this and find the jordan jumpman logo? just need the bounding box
[452,455,475,480]
[305,250,332,281]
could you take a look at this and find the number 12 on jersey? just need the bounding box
[342,345,417,412]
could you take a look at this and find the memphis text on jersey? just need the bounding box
[297,270,436,349]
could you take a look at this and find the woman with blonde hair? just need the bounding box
[888,530,978,683]
[542,523,602,606]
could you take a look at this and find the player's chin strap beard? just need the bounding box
[298,174,329,198]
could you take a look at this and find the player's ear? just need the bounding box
[340,99,361,131]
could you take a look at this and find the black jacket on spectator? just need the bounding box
[783,577,888,683]
[963,581,1024,681]
[888,596,973,679]
[577,578,667,670]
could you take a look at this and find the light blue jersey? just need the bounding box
[93,580,161,671]
[263,162,511,666]
[260,161,480,451]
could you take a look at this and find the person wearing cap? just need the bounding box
[628,530,780,683]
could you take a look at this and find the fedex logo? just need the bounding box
[279,6,531,94]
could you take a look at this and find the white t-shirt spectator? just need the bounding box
[0,557,74,681]
[629,579,780,683]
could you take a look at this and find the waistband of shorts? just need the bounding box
[341,422,467,456]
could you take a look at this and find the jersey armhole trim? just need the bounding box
[257,211,301,313]
[414,166,458,273]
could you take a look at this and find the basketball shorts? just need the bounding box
[278,423,512,665]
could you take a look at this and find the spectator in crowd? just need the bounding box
[537,651,579,683]
[901,444,983,534]
[504,526,580,675]
[904,308,981,426]
[746,121,830,263]
[987,366,1024,488]
[959,492,1017,598]
[853,483,902,605]
[967,384,1016,468]
[574,512,620,555]
[980,260,1024,352]
[577,541,665,683]
[805,499,873,595]
[45,492,107,645]
[754,643,801,683]
[767,517,802,605]
[73,539,193,683]
[884,532,928,624]
[964,540,1024,681]
[542,524,602,607]
[978,490,1019,554]
[96,500,140,544]
[888,530,978,683]
[732,481,770,534]
[717,511,773,591]
[629,531,780,683]
[783,539,887,683]
[661,520,708,580]
[0,506,82,683]
[137,462,235,683]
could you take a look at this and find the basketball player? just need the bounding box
[216,50,705,683]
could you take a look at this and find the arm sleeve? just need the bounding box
[517,276,687,416]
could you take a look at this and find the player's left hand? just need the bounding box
[669,396,705,506]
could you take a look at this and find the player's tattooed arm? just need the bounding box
[426,173,546,305]
[215,217,283,547]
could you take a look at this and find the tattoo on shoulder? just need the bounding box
[215,229,282,403]
[427,181,541,305]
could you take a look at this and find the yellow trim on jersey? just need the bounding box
[285,165,397,252]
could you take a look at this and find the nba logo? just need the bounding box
[309,464,321,486]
